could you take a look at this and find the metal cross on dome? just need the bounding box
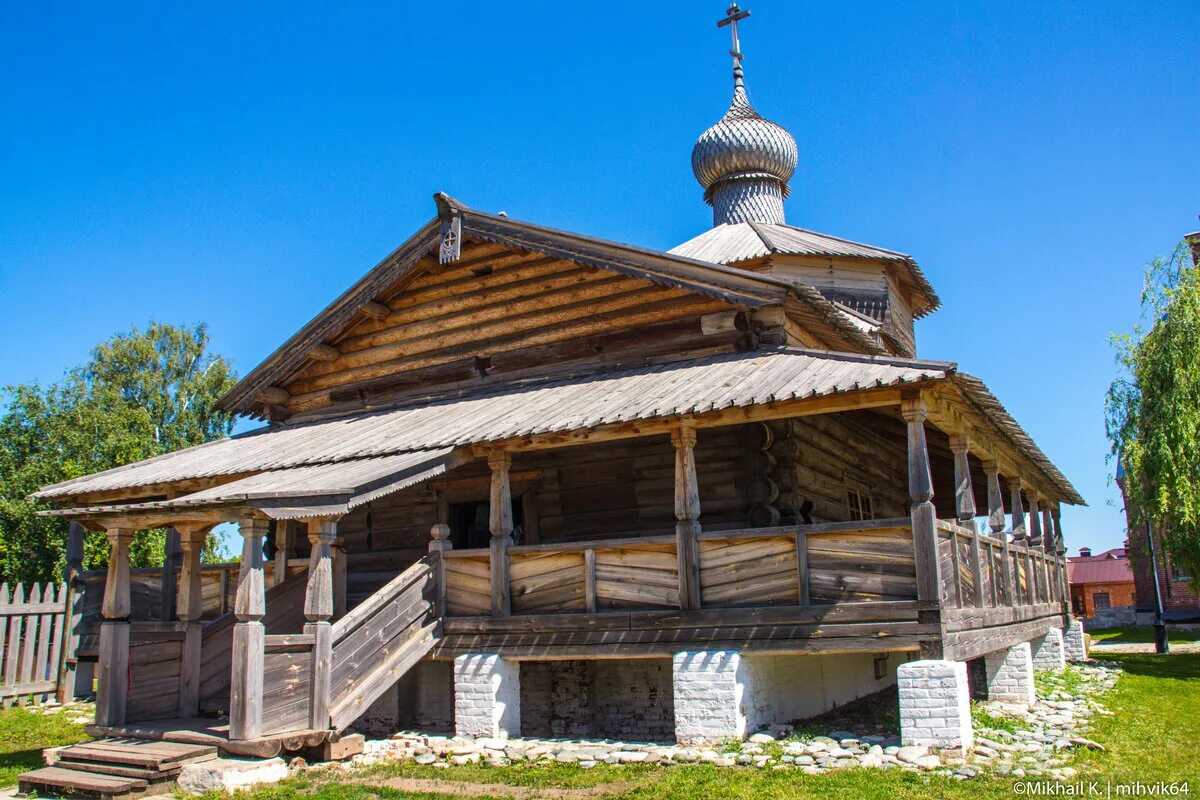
[717,3,751,70]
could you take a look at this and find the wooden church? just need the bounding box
[28,4,1084,787]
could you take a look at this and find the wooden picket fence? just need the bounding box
[0,582,69,705]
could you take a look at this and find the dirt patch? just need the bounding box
[352,777,639,799]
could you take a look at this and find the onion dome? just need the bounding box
[691,66,798,227]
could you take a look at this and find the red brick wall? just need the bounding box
[1126,524,1200,614]
[1070,580,1137,619]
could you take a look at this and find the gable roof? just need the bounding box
[219,194,884,417]
[1068,550,1134,585]
[669,220,941,318]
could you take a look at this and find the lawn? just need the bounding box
[0,705,89,787]
[0,652,1196,798]
[1089,624,1200,644]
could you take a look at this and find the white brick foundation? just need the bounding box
[1063,620,1087,661]
[453,654,520,738]
[672,650,749,744]
[897,659,973,752]
[983,642,1035,705]
[1031,627,1066,672]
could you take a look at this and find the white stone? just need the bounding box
[984,642,1035,706]
[1063,620,1087,661]
[897,660,973,752]
[1031,628,1066,672]
[671,650,750,744]
[453,654,521,738]
[176,758,289,795]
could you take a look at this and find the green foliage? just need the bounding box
[1034,664,1085,697]
[0,322,237,583]
[1106,239,1200,579]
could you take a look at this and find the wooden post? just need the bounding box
[96,528,132,728]
[1041,507,1057,601]
[428,524,452,618]
[1009,478,1029,605]
[1028,493,1043,603]
[671,424,702,611]
[160,528,181,622]
[305,519,337,730]
[229,517,267,740]
[901,394,941,607]
[983,460,1012,607]
[949,434,984,608]
[332,537,347,619]
[57,522,87,703]
[488,452,514,616]
[1053,507,1070,614]
[176,525,208,718]
[273,521,292,587]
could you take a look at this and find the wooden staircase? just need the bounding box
[20,739,217,799]
[326,554,442,731]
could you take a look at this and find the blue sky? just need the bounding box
[1,1,1197,557]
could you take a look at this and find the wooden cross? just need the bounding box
[717,3,751,66]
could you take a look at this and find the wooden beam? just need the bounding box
[428,524,452,618]
[259,386,289,405]
[305,519,336,731]
[309,344,340,363]
[230,517,268,741]
[901,393,941,608]
[982,459,1014,607]
[96,528,132,728]
[175,524,209,718]
[488,452,514,616]
[670,424,701,611]
[360,301,390,321]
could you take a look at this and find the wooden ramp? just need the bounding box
[19,738,217,800]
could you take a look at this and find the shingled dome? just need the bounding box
[692,69,798,227]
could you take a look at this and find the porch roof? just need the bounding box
[34,346,1084,511]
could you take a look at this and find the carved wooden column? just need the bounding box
[488,452,514,616]
[1042,506,1058,602]
[1052,507,1069,610]
[1028,493,1043,603]
[332,536,347,619]
[160,527,182,621]
[949,434,985,608]
[671,424,702,611]
[429,524,452,617]
[273,520,291,587]
[229,517,268,740]
[305,519,336,730]
[901,394,941,608]
[58,522,89,703]
[1009,478,1029,605]
[982,460,1012,607]
[96,527,132,727]
[176,525,209,718]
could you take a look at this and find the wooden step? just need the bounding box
[19,765,147,800]
[50,759,181,781]
[57,739,217,771]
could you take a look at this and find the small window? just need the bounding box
[1093,592,1111,609]
[846,487,874,522]
[1170,559,1191,581]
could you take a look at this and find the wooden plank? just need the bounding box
[583,549,597,613]
[796,532,810,605]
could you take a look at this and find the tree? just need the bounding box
[1106,238,1200,579]
[0,322,238,583]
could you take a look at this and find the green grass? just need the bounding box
[1088,625,1200,644]
[970,701,1032,734]
[0,705,89,787]
[1034,663,1087,696]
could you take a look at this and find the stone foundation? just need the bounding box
[1063,620,1087,661]
[672,650,749,744]
[983,642,1035,705]
[1031,627,1066,671]
[453,654,520,738]
[897,659,973,752]
[520,659,674,740]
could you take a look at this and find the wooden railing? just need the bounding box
[444,518,920,616]
[126,622,184,722]
[261,633,313,734]
[935,520,1067,610]
[326,554,441,731]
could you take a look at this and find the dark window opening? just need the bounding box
[1093,592,1111,609]
[847,487,874,522]
[448,496,525,550]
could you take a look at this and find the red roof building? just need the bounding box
[1068,546,1137,621]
